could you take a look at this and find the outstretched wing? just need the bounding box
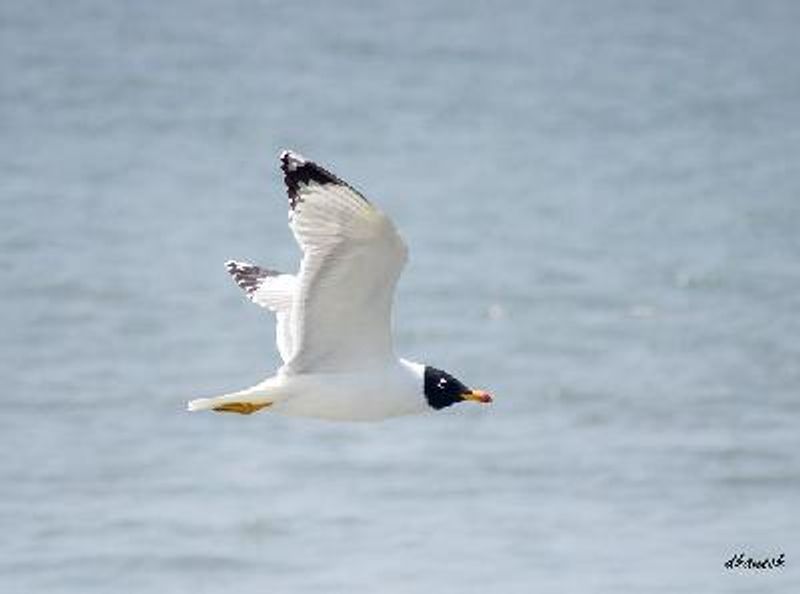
[225,260,297,363]
[279,151,408,374]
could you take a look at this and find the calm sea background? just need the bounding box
[2,1,799,592]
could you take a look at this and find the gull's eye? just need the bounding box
[438,378,448,389]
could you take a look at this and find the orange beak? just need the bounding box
[462,389,493,404]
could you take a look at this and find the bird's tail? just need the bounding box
[187,379,277,415]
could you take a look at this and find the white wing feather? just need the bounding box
[279,151,408,374]
[225,261,297,363]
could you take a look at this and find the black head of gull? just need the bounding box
[423,366,493,411]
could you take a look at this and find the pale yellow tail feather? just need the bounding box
[187,381,275,414]
[210,401,272,415]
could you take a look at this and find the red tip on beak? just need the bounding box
[464,390,493,404]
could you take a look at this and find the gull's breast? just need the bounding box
[272,361,426,421]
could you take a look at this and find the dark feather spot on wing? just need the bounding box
[279,150,369,210]
[225,261,280,298]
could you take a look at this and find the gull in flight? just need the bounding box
[188,151,492,421]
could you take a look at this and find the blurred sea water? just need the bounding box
[1,1,799,592]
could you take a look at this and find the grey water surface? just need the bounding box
[2,1,799,592]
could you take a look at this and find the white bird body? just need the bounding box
[274,359,427,421]
[187,151,491,421]
[189,359,427,421]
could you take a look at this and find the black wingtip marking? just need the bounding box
[279,150,369,210]
[280,150,342,210]
[225,260,280,297]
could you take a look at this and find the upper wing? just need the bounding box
[279,151,408,374]
[225,260,297,363]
